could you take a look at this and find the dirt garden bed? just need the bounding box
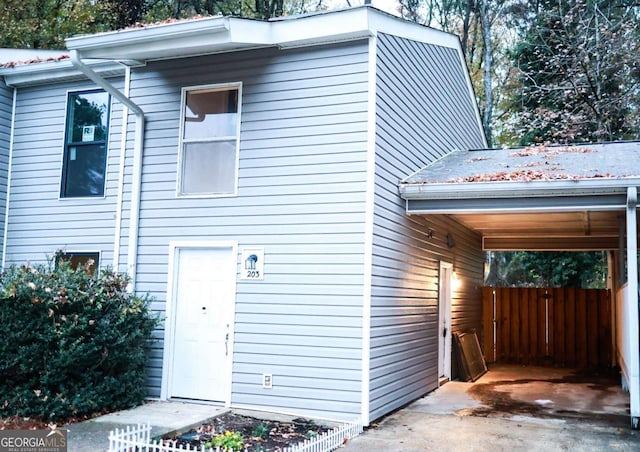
[160,411,332,451]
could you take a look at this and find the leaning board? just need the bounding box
[456,331,488,382]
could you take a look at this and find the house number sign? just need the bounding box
[240,247,264,280]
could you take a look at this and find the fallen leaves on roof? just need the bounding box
[1,54,69,68]
[464,157,490,163]
[446,170,617,183]
[126,14,216,30]
[509,145,591,158]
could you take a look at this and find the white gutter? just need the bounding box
[0,59,125,88]
[399,178,640,200]
[70,50,144,291]
[1,87,17,269]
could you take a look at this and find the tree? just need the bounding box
[144,0,287,20]
[398,0,515,147]
[485,251,608,288]
[0,0,114,49]
[0,0,298,49]
[103,0,149,28]
[507,0,640,144]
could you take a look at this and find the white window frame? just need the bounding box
[176,82,242,198]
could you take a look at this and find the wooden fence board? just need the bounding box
[528,288,538,365]
[566,288,576,367]
[520,288,530,364]
[537,288,546,365]
[587,290,599,368]
[553,288,565,366]
[482,287,611,369]
[482,287,494,363]
[511,290,520,362]
[598,290,611,367]
[576,289,588,368]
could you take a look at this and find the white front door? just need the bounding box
[169,246,236,401]
[438,262,453,383]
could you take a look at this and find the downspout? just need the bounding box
[626,186,639,428]
[70,50,145,292]
[1,87,17,269]
[113,67,131,273]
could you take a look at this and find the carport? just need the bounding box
[342,363,637,451]
[398,142,640,428]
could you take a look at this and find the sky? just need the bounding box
[325,0,402,17]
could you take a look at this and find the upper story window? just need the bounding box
[178,83,241,196]
[61,90,110,198]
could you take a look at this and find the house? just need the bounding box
[0,48,69,266]
[0,6,486,424]
[399,142,640,428]
[7,5,636,429]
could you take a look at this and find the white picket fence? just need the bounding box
[108,418,363,452]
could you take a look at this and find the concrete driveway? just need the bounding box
[344,364,640,451]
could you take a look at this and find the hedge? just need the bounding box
[0,257,159,421]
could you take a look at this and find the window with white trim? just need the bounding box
[179,84,241,196]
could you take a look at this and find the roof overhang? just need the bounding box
[64,6,460,61]
[0,59,126,87]
[400,178,640,251]
[0,7,463,88]
[400,178,638,214]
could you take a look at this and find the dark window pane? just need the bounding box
[62,89,110,198]
[63,143,107,197]
[67,91,110,143]
[57,252,100,275]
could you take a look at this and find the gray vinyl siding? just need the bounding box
[0,80,12,265]
[4,79,124,267]
[129,41,369,420]
[368,33,486,421]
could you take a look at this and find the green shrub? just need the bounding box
[0,256,159,421]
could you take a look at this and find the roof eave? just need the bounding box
[64,7,458,62]
[399,177,640,200]
[0,59,126,87]
[66,16,259,61]
[401,178,640,215]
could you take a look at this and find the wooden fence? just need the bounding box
[482,287,612,369]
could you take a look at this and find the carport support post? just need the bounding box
[627,186,640,429]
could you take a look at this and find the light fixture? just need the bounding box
[447,233,456,248]
[452,271,462,291]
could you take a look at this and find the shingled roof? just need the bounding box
[402,141,640,186]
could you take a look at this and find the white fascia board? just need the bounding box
[274,8,458,50]
[67,16,230,56]
[68,17,274,61]
[365,8,460,49]
[274,8,372,48]
[399,178,640,200]
[0,60,125,87]
[62,7,458,61]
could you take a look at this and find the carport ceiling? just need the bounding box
[399,142,640,251]
[450,211,622,251]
